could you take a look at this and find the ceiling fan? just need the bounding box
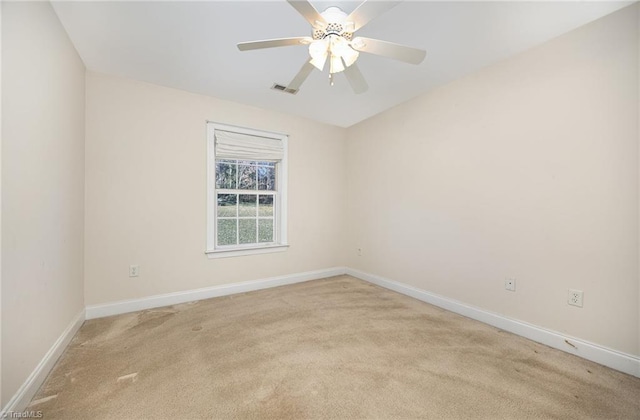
[237,0,426,94]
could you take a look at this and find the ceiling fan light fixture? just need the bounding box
[238,0,426,94]
[329,54,345,74]
[310,53,327,71]
[309,38,329,70]
[338,45,359,67]
[330,36,359,68]
[342,49,359,67]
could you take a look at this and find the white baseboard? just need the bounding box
[1,309,85,415]
[4,265,637,418]
[346,268,640,378]
[85,267,347,320]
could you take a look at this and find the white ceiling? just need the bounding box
[52,0,632,127]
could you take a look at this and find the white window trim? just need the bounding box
[206,122,288,258]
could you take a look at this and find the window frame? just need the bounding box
[206,122,288,258]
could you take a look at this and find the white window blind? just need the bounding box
[215,130,284,161]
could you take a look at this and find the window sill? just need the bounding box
[205,244,289,259]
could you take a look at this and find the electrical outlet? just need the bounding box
[129,264,139,277]
[505,278,516,291]
[568,289,583,307]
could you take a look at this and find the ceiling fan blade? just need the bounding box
[237,37,312,51]
[346,1,402,32]
[286,0,326,28]
[287,60,316,91]
[343,63,368,94]
[351,37,426,64]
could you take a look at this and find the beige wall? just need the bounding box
[1,1,637,405]
[1,1,85,407]
[346,5,639,356]
[84,73,347,306]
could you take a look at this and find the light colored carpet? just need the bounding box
[30,275,640,419]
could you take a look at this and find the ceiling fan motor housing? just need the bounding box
[313,7,353,41]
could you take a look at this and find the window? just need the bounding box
[206,122,288,257]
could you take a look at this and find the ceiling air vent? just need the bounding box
[271,83,298,95]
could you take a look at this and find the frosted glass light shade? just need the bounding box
[341,47,359,67]
[330,54,345,73]
[310,52,328,71]
[309,39,329,70]
[310,35,359,74]
[331,36,358,68]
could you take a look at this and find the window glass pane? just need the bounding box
[218,219,237,246]
[257,161,276,167]
[239,219,257,244]
[216,161,237,189]
[258,195,273,217]
[258,219,274,243]
[238,194,257,217]
[238,163,256,190]
[258,165,276,190]
[217,194,237,217]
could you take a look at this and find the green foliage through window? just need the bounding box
[215,159,276,247]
